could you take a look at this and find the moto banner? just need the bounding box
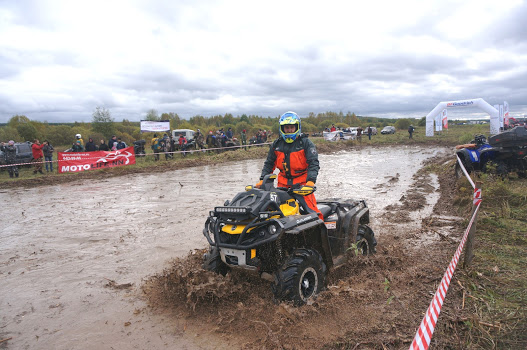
[58,147,136,174]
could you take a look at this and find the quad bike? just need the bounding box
[223,137,240,150]
[202,174,376,305]
[133,140,146,157]
[456,127,527,178]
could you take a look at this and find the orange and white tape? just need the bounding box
[409,202,481,350]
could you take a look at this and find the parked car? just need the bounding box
[381,126,396,134]
[172,129,195,141]
[0,141,33,168]
[347,127,359,136]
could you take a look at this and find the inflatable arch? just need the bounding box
[425,98,499,136]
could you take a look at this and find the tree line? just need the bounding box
[0,107,425,147]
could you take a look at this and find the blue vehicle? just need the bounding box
[456,127,527,178]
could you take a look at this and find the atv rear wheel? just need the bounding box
[356,225,377,255]
[203,247,230,276]
[272,249,326,306]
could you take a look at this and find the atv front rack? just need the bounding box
[203,213,286,250]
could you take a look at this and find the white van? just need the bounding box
[172,129,195,140]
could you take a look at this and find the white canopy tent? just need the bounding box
[425,98,499,136]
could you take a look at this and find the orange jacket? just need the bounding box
[261,136,319,187]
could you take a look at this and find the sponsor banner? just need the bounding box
[140,120,170,132]
[58,147,136,174]
[441,109,448,129]
[446,100,474,108]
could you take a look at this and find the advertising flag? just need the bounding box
[499,104,504,128]
[58,147,136,174]
[504,101,509,128]
[435,113,442,132]
[442,109,448,129]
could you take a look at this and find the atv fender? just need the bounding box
[285,219,333,269]
[343,207,370,250]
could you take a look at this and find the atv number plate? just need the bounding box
[324,221,337,229]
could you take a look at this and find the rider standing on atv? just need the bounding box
[256,111,323,220]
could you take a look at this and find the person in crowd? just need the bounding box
[178,134,188,157]
[31,139,45,174]
[162,134,172,160]
[226,127,233,140]
[42,140,55,172]
[75,134,84,147]
[408,125,415,139]
[256,111,322,220]
[219,131,227,147]
[206,131,214,149]
[256,129,263,144]
[85,138,97,152]
[116,138,127,150]
[356,126,363,142]
[151,134,161,161]
[108,135,117,150]
[241,129,247,150]
[0,140,19,178]
[330,124,336,132]
[99,139,109,151]
[367,126,373,140]
[195,129,205,150]
[72,140,84,152]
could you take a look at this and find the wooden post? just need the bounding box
[464,181,482,268]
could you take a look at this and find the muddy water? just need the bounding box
[0,146,448,349]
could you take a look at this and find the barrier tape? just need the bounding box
[456,154,475,189]
[473,188,482,206]
[0,141,271,169]
[409,202,481,350]
[409,153,482,349]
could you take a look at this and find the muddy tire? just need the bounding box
[203,247,230,276]
[272,249,326,306]
[356,225,377,255]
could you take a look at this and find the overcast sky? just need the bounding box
[1,0,526,123]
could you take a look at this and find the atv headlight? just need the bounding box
[259,213,270,220]
[215,206,249,214]
[268,224,278,235]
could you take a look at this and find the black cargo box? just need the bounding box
[489,126,527,147]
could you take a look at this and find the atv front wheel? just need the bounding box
[272,249,326,306]
[203,247,230,276]
[356,225,377,255]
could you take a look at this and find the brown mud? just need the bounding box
[1,145,472,349]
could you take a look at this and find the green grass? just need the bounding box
[455,173,527,348]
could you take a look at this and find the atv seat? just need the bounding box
[317,204,333,219]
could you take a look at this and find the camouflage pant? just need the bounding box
[33,157,43,172]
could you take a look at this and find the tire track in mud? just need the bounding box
[142,153,465,349]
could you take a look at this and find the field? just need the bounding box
[0,124,525,349]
